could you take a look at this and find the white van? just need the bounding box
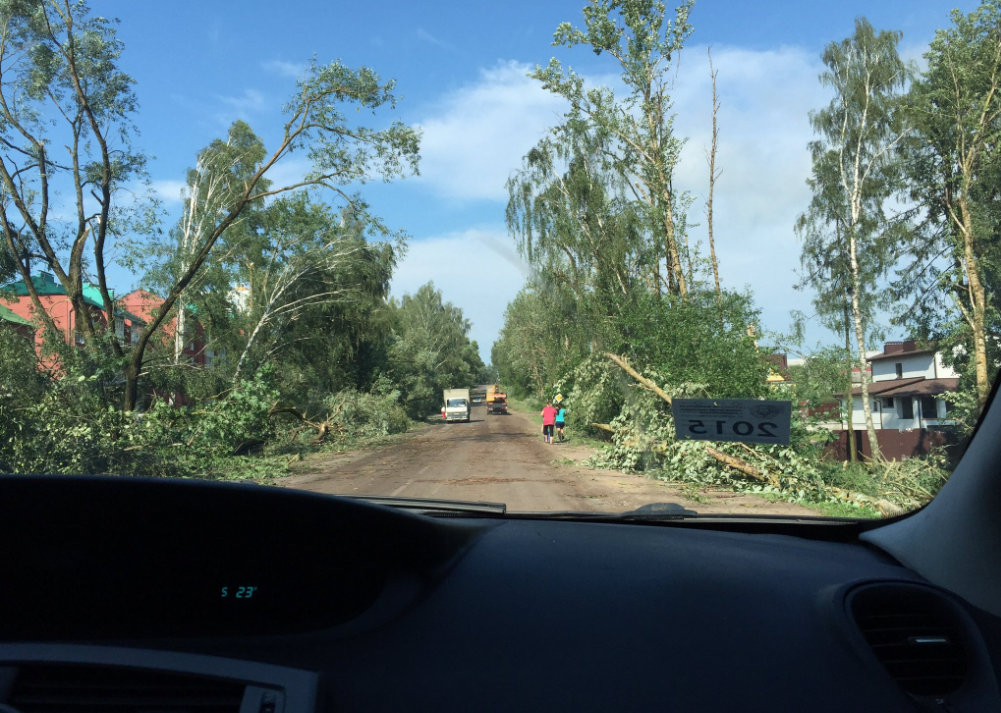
[443,389,471,423]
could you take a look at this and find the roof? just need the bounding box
[5,273,144,324]
[837,377,959,398]
[868,348,936,362]
[0,304,33,327]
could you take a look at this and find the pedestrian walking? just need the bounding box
[555,405,567,442]
[541,401,557,444]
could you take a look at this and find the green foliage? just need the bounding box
[320,389,411,439]
[533,0,697,296]
[894,0,1001,406]
[386,282,481,417]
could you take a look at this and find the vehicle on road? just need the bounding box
[471,386,487,404]
[442,388,471,423]
[487,395,508,415]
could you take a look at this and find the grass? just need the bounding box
[756,491,881,519]
[507,395,543,424]
[507,396,609,454]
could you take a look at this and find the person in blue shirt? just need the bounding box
[555,406,567,442]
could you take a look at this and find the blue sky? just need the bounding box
[100,0,977,360]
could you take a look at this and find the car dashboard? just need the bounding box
[0,476,998,712]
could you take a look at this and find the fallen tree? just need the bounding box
[602,352,921,517]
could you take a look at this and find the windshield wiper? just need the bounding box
[346,495,507,516]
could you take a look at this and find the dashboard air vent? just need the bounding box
[6,664,246,713]
[850,584,968,697]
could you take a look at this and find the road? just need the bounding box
[281,404,814,515]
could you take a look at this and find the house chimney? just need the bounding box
[902,339,918,353]
[883,341,904,355]
[37,271,55,283]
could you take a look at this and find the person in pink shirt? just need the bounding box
[541,401,558,444]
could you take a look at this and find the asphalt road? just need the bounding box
[281,404,814,515]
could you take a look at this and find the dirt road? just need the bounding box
[282,404,814,515]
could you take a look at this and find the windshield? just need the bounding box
[0,0,996,521]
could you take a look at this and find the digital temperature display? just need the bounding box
[220,586,258,599]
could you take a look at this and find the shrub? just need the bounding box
[322,388,411,438]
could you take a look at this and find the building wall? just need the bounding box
[935,353,959,379]
[842,393,948,430]
[4,294,108,354]
[872,353,936,382]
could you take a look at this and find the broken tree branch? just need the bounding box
[606,352,674,405]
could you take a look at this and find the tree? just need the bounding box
[232,195,394,381]
[169,120,269,365]
[387,283,478,417]
[705,46,722,304]
[506,118,648,348]
[898,0,1001,406]
[0,0,148,352]
[532,0,695,297]
[803,17,910,460]
[123,60,420,409]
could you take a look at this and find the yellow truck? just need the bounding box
[485,384,502,404]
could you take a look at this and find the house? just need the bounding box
[837,340,958,430]
[831,340,959,460]
[1,272,144,355]
[0,304,35,340]
[120,289,220,368]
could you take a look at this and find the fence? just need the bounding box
[825,428,957,461]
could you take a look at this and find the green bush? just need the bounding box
[322,388,411,438]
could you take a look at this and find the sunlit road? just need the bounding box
[282,405,813,515]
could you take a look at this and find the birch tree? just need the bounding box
[232,195,390,380]
[805,18,910,460]
[506,120,646,306]
[705,46,722,304]
[123,59,420,409]
[532,0,695,298]
[170,122,266,364]
[898,0,1001,407]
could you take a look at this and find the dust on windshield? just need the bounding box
[0,0,995,520]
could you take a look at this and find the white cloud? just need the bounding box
[261,59,307,78]
[664,45,829,332]
[412,49,829,340]
[397,40,935,350]
[391,228,528,361]
[414,61,569,201]
[149,179,188,206]
[215,89,265,121]
[260,156,314,193]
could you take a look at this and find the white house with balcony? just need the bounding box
[837,340,958,431]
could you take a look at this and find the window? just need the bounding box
[881,397,893,408]
[920,396,938,420]
[900,397,914,420]
[894,363,903,379]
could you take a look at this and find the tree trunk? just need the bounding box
[844,297,857,463]
[664,197,688,297]
[174,304,186,365]
[959,195,991,406]
[706,47,722,305]
[847,228,882,461]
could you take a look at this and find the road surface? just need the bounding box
[281,404,814,515]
